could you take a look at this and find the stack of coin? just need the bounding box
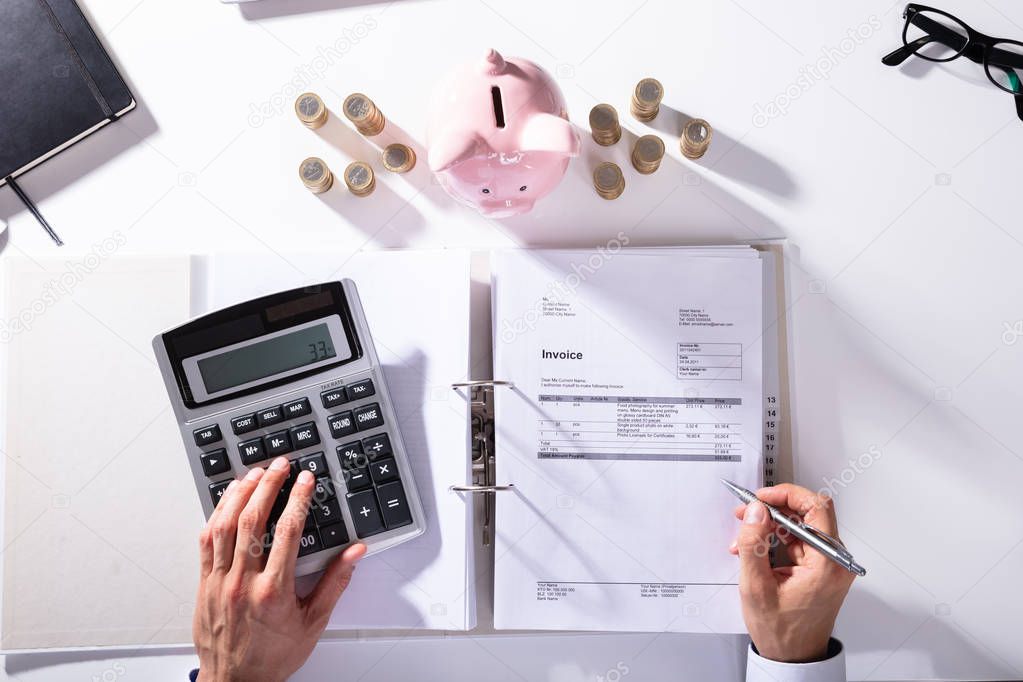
[680,118,713,160]
[382,143,416,173]
[294,92,327,129]
[593,162,625,200]
[631,135,665,174]
[589,104,621,146]
[299,157,333,193]
[342,93,385,136]
[630,78,663,122]
[344,161,375,196]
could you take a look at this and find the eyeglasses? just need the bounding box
[882,3,1023,121]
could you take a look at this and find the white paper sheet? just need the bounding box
[205,250,476,631]
[1,254,196,650]
[491,249,764,633]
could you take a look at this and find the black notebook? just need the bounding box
[0,0,135,185]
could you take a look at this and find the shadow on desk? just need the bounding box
[839,588,1017,678]
[239,0,419,21]
[492,119,796,248]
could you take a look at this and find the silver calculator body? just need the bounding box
[153,280,425,576]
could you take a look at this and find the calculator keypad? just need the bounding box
[198,372,416,561]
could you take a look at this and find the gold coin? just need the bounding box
[680,118,713,160]
[299,157,333,193]
[382,143,416,173]
[631,135,665,174]
[631,78,663,122]
[295,93,327,129]
[593,162,625,200]
[589,104,621,146]
[344,161,375,196]
[342,93,386,136]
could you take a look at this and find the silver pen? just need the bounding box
[722,479,867,577]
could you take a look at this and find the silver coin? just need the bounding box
[301,160,325,181]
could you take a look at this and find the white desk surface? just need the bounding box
[2,0,1021,680]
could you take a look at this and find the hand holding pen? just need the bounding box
[727,483,860,664]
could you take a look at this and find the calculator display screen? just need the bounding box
[197,322,337,394]
[163,282,362,408]
[180,315,353,403]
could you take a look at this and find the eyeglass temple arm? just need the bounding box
[883,35,931,66]
[909,13,1023,69]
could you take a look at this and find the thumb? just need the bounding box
[304,543,366,624]
[736,501,776,594]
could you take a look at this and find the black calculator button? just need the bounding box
[328,411,356,439]
[298,451,328,477]
[289,422,320,449]
[193,424,222,446]
[369,457,400,485]
[230,414,258,435]
[283,397,312,419]
[297,528,322,556]
[320,387,348,408]
[361,433,392,458]
[313,498,342,526]
[313,476,336,503]
[257,406,284,427]
[209,480,232,506]
[319,522,349,549]
[264,431,292,457]
[376,481,413,529]
[239,438,266,465]
[336,441,365,469]
[346,379,375,400]
[201,449,231,477]
[343,466,372,491]
[354,403,384,431]
[347,490,386,538]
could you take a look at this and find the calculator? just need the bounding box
[153,281,425,576]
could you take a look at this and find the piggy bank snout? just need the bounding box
[480,197,535,218]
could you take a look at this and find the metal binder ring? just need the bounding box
[449,484,515,493]
[450,380,514,390]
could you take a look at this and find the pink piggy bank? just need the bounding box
[427,49,580,218]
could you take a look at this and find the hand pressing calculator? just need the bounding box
[153,281,425,576]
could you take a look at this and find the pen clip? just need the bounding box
[800,523,853,559]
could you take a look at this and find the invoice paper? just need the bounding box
[492,249,764,633]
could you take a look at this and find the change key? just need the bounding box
[354,403,384,431]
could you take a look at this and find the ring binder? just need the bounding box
[449,484,515,492]
[450,379,513,546]
[450,379,514,390]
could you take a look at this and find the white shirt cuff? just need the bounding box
[746,638,846,682]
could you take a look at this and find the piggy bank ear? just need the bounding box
[519,113,580,156]
[429,132,486,172]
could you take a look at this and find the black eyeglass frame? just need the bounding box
[882,4,1023,94]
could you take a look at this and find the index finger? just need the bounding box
[264,470,316,583]
[755,483,839,536]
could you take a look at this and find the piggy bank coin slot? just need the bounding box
[491,86,506,128]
